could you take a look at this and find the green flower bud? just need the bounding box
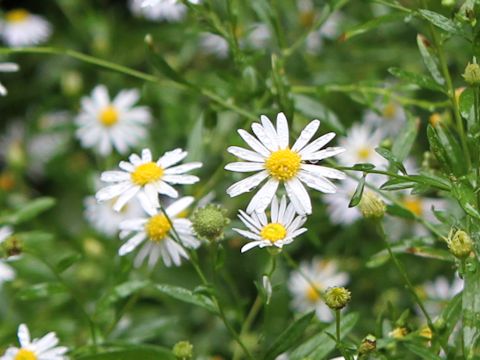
[324,286,351,310]
[359,191,386,220]
[172,340,193,360]
[463,59,480,86]
[358,334,376,356]
[191,204,229,242]
[2,235,22,257]
[446,229,473,259]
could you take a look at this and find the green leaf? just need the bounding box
[386,204,416,220]
[153,284,217,314]
[427,124,467,176]
[289,313,359,360]
[404,342,442,360]
[293,94,345,134]
[145,38,189,86]
[263,312,315,360]
[451,180,480,220]
[96,280,151,316]
[350,163,375,171]
[341,13,406,41]
[388,67,445,93]
[348,174,365,208]
[0,197,56,225]
[459,87,475,128]
[419,9,466,38]
[375,147,406,174]
[56,253,82,273]
[417,34,445,86]
[381,178,417,191]
[186,113,205,162]
[17,282,66,300]
[76,345,175,360]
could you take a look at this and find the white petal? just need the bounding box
[164,162,202,175]
[301,147,345,161]
[158,148,187,168]
[226,170,269,197]
[298,132,336,156]
[271,195,279,223]
[241,240,265,253]
[246,178,279,213]
[277,195,288,222]
[141,148,152,162]
[162,174,199,184]
[285,178,312,215]
[301,164,346,179]
[276,112,289,149]
[297,170,337,193]
[136,192,157,217]
[100,171,130,182]
[119,233,146,255]
[96,182,132,202]
[17,324,30,347]
[238,210,262,231]
[154,180,178,198]
[113,186,140,211]
[129,153,142,165]
[289,227,308,239]
[166,196,194,217]
[291,120,320,152]
[119,161,135,172]
[251,123,278,151]
[238,129,270,157]
[260,115,280,150]
[224,162,265,172]
[227,146,265,162]
[233,228,261,241]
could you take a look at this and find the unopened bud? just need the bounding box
[191,204,229,242]
[358,334,376,356]
[446,229,473,259]
[463,59,480,85]
[172,340,193,359]
[2,235,22,257]
[324,286,351,310]
[359,191,385,220]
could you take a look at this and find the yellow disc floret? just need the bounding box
[99,105,119,127]
[145,214,171,242]
[356,147,372,161]
[260,223,287,243]
[382,102,397,119]
[403,197,423,217]
[131,162,163,186]
[265,149,301,181]
[15,349,37,360]
[6,9,29,23]
[306,284,321,303]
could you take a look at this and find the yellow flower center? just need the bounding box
[299,11,315,28]
[403,197,423,217]
[356,147,372,161]
[131,162,164,186]
[145,214,171,242]
[265,149,301,181]
[382,102,397,119]
[260,223,287,243]
[15,349,37,360]
[6,9,29,23]
[429,113,442,126]
[306,283,322,303]
[99,105,119,127]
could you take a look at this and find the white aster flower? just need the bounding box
[337,123,387,167]
[96,148,202,212]
[0,226,15,285]
[288,257,349,322]
[75,85,151,156]
[199,33,229,59]
[118,196,200,268]
[130,0,187,22]
[0,323,68,360]
[0,9,51,47]
[364,98,407,136]
[225,112,346,215]
[0,62,19,96]
[244,23,271,50]
[234,195,307,253]
[141,0,201,8]
[305,12,343,54]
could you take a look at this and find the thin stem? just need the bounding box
[473,86,480,208]
[335,309,341,343]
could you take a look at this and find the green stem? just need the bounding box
[335,309,341,343]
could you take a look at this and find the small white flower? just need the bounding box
[75,85,151,156]
[234,195,307,253]
[0,62,19,96]
[422,276,463,317]
[0,226,15,285]
[0,323,68,360]
[118,196,200,268]
[337,123,387,167]
[199,33,229,59]
[96,148,202,212]
[245,23,271,50]
[130,0,187,22]
[305,12,343,54]
[0,9,51,47]
[141,0,201,8]
[225,112,346,215]
[364,98,407,136]
[288,258,349,322]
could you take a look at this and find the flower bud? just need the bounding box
[324,286,351,310]
[191,204,229,242]
[446,229,473,259]
[463,59,480,86]
[359,191,385,220]
[172,340,193,360]
[389,327,408,339]
[2,235,22,257]
[358,334,376,356]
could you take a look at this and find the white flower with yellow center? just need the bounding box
[337,123,387,167]
[0,9,51,47]
[96,148,202,212]
[0,226,15,285]
[234,196,307,253]
[0,62,19,96]
[75,85,151,156]
[364,98,407,136]
[225,112,346,215]
[288,258,349,322]
[130,0,187,22]
[118,196,200,268]
[0,323,68,360]
[199,33,229,59]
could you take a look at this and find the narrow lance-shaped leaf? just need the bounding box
[375,147,407,174]
[419,9,467,38]
[392,111,419,162]
[153,284,218,314]
[388,67,445,93]
[341,13,406,41]
[349,174,366,208]
[417,34,445,86]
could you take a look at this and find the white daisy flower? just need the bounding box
[0,226,15,285]
[0,9,51,47]
[233,195,307,253]
[244,23,271,50]
[118,196,200,268]
[75,85,151,156]
[1,324,68,360]
[364,98,407,136]
[199,33,229,59]
[96,148,202,212]
[305,12,343,54]
[288,257,349,322]
[337,123,387,167]
[130,0,187,22]
[225,112,346,215]
[141,0,201,7]
[0,62,19,96]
